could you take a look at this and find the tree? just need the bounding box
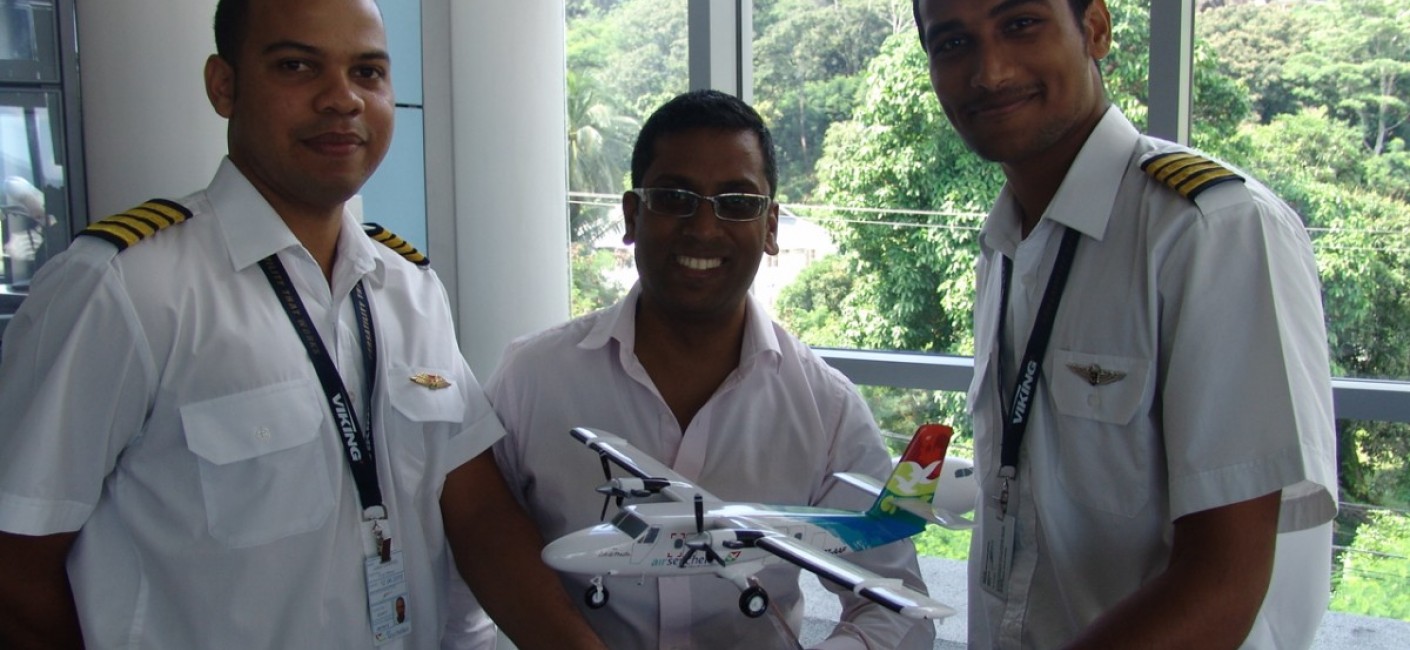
[1283,0,1410,156]
[567,70,638,244]
[1198,2,1313,123]
[753,0,910,200]
[1331,509,1410,621]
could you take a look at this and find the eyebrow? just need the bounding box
[649,174,764,194]
[923,0,1046,45]
[260,40,391,63]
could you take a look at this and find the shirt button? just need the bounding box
[255,426,272,441]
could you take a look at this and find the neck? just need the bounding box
[1003,103,1110,238]
[635,299,747,361]
[281,210,344,284]
[631,298,748,430]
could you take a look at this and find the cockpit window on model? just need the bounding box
[610,509,649,539]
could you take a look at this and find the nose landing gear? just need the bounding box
[584,576,609,609]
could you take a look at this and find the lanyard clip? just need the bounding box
[997,465,1016,519]
[364,506,391,563]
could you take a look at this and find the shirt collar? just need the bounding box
[578,283,783,368]
[209,157,382,283]
[979,106,1138,255]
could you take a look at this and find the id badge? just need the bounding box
[979,502,1017,598]
[365,550,412,644]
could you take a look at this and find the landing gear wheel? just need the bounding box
[585,577,609,609]
[739,585,769,618]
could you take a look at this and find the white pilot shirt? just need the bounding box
[967,107,1339,649]
[451,284,935,650]
[0,159,500,649]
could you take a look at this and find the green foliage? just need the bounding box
[812,33,997,355]
[570,244,628,317]
[912,525,972,561]
[1331,510,1410,620]
[773,253,856,347]
[753,0,911,200]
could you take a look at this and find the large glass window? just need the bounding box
[0,0,73,342]
[1195,0,1410,621]
[565,0,690,317]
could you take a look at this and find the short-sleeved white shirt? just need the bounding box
[967,107,1339,649]
[0,159,501,649]
[466,284,934,650]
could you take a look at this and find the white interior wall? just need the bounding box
[77,0,571,377]
[76,0,225,217]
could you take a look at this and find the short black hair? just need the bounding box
[214,0,384,66]
[912,0,1095,50]
[213,0,248,64]
[630,89,778,198]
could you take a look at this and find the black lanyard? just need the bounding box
[259,255,385,519]
[994,226,1081,515]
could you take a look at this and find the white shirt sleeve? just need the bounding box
[0,251,155,534]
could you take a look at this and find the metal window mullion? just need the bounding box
[1147,0,1194,143]
[813,348,1410,424]
[688,0,752,102]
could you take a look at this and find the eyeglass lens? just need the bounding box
[642,189,767,221]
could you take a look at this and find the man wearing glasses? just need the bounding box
[445,90,934,649]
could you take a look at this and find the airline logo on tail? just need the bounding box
[870,424,953,520]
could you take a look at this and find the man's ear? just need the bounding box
[1084,0,1113,61]
[621,191,639,245]
[764,203,780,256]
[205,54,236,118]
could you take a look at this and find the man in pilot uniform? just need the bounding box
[911,0,1338,647]
[0,0,603,648]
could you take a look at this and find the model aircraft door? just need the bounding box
[631,525,661,564]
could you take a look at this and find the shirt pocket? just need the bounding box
[385,365,468,486]
[1046,349,1154,517]
[181,379,334,548]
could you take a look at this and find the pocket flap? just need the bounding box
[387,367,466,423]
[1048,350,1151,425]
[181,380,326,465]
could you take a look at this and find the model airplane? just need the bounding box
[541,424,977,620]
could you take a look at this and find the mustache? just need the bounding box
[962,86,1041,114]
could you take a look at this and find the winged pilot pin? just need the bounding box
[409,373,452,390]
[1066,363,1126,386]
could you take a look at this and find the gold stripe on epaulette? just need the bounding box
[78,198,193,251]
[364,222,429,267]
[1141,151,1243,200]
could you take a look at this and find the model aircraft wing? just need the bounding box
[571,427,719,503]
[752,534,956,620]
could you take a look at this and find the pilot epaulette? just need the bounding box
[1140,150,1244,201]
[78,198,193,251]
[364,222,429,267]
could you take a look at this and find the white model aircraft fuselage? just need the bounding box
[542,426,978,620]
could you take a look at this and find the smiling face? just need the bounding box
[623,127,779,328]
[917,0,1110,172]
[205,0,394,219]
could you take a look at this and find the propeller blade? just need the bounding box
[598,454,611,481]
[694,493,704,533]
[678,547,697,569]
[599,494,610,520]
[704,544,726,567]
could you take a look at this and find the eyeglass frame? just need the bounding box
[629,187,774,222]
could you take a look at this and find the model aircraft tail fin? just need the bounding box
[866,424,954,528]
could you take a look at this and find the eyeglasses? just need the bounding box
[631,188,772,222]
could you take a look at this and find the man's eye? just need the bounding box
[931,36,967,54]
[354,66,387,80]
[278,60,312,73]
[1004,17,1040,32]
